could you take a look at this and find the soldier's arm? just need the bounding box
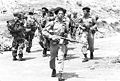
[23,19,27,27]
[90,16,99,30]
[32,17,42,33]
[42,21,54,38]
[65,17,70,33]
[78,18,86,30]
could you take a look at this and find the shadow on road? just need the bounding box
[89,57,104,60]
[56,72,84,80]
[68,47,76,50]
[31,49,43,53]
[94,47,100,50]
[66,54,80,60]
[22,57,36,61]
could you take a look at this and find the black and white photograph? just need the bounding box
[0,0,120,81]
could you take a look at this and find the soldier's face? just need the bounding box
[83,10,88,15]
[42,9,46,13]
[14,17,19,20]
[58,10,64,18]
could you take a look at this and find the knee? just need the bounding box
[49,57,56,69]
[18,49,23,54]
[81,45,87,54]
[12,47,17,53]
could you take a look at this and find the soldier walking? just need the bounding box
[7,12,26,61]
[79,7,98,62]
[42,7,69,77]
[25,11,37,53]
[38,7,49,57]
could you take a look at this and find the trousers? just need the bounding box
[81,31,94,54]
[49,39,67,70]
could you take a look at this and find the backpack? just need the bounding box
[7,19,24,34]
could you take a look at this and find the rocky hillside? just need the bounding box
[1,0,120,18]
[0,0,120,51]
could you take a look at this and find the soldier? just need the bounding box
[38,7,49,57]
[42,7,69,77]
[47,11,55,21]
[7,12,26,61]
[79,7,98,62]
[41,7,49,28]
[25,11,37,53]
[67,13,73,39]
[71,12,79,39]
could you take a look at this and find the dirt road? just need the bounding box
[0,33,120,81]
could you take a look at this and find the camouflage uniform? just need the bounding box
[25,13,37,53]
[7,13,25,61]
[42,15,69,77]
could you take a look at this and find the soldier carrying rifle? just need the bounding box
[42,7,69,77]
[79,7,98,62]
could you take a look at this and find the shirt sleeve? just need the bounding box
[91,16,99,29]
[79,17,83,23]
[42,21,54,38]
[65,17,70,33]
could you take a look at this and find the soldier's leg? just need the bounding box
[72,27,76,39]
[57,44,67,80]
[81,44,88,62]
[42,37,48,57]
[18,40,25,61]
[25,33,30,52]
[39,35,48,57]
[63,44,68,60]
[50,41,59,77]
[58,44,66,72]
[12,39,18,61]
[62,39,68,59]
[81,32,88,62]
[43,48,47,57]
[39,34,44,48]
[88,33,94,59]
[27,35,34,53]
[26,33,34,53]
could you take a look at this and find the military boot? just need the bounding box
[82,54,88,62]
[18,54,23,61]
[13,56,17,61]
[64,54,67,60]
[90,52,94,59]
[39,42,44,48]
[43,48,47,57]
[51,69,56,77]
[26,47,31,53]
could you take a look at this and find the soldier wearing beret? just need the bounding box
[42,7,69,77]
[79,7,98,62]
